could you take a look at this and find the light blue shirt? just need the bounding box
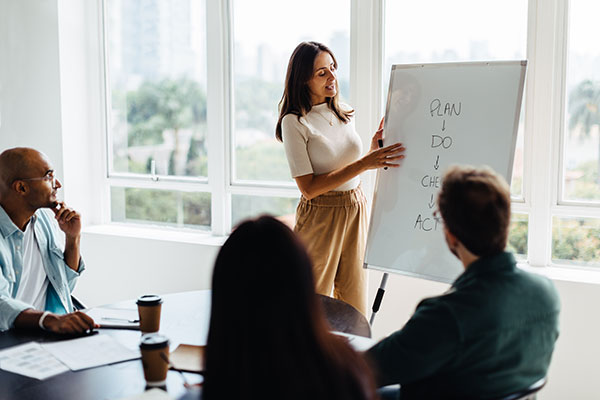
[0,205,84,331]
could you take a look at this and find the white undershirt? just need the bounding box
[15,218,49,310]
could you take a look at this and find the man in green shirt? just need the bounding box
[366,165,560,400]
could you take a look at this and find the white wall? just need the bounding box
[56,0,105,224]
[74,230,219,306]
[0,0,64,178]
[1,1,599,399]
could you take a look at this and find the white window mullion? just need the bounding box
[109,177,211,193]
[521,0,537,211]
[99,0,113,225]
[206,0,232,236]
[229,185,300,199]
[526,0,568,267]
[551,204,600,219]
[352,0,383,201]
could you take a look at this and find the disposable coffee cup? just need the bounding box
[137,295,163,333]
[140,333,170,387]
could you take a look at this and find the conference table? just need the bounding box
[0,290,371,400]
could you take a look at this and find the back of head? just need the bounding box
[0,147,41,194]
[204,216,375,400]
[437,165,511,256]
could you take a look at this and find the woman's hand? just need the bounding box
[292,117,405,200]
[360,142,406,170]
[370,118,386,152]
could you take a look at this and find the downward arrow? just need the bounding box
[428,194,435,209]
[434,155,440,170]
[442,120,446,131]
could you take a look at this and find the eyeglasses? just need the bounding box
[18,172,57,188]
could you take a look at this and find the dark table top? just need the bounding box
[0,291,371,400]
[0,290,211,400]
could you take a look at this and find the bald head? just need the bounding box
[0,148,50,193]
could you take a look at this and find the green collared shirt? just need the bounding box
[366,252,560,400]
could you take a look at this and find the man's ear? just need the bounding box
[12,180,28,195]
[444,227,459,248]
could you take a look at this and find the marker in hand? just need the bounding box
[378,139,388,170]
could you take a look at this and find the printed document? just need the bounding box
[0,342,69,380]
[41,334,140,371]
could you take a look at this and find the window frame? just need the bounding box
[99,0,600,270]
[528,0,600,268]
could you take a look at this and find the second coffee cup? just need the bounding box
[137,294,163,333]
[140,333,170,387]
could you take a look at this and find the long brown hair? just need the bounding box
[203,216,376,400]
[275,41,353,142]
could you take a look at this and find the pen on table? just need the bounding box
[160,352,191,386]
[378,139,388,170]
[101,317,140,323]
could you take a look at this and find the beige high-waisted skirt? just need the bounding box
[295,184,368,315]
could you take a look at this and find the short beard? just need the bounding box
[42,200,59,210]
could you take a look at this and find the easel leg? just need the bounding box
[369,272,389,326]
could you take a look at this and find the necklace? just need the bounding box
[314,108,334,126]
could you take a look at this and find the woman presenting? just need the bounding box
[276,41,405,315]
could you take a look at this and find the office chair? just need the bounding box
[377,377,547,400]
[318,294,372,338]
[71,295,87,311]
[492,377,547,400]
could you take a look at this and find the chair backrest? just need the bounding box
[71,295,87,311]
[492,377,547,400]
[318,294,372,338]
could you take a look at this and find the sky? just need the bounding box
[569,0,600,54]
[233,0,349,52]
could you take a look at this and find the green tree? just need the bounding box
[569,160,600,200]
[121,78,208,225]
[552,217,600,265]
[235,141,291,181]
[507,217,528,256]
[126,77,207,174]
[186,136,208,176]
[234,77,282,133]
[568,79,600,181]
[168,150,176,176]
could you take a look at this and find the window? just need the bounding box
[101,0,600,271]
[104,0,350,233]
[229,0,350,224]
[105,0,210,229]
[384,0,528,257]
[554,0,600,266]
[561,0,600,204]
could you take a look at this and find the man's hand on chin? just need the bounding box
[51,202,82,240]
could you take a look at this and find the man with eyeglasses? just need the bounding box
[365,165,560,400]
[0,147,97,334]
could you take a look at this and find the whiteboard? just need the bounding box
[364,61,526,283]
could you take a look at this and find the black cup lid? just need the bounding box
[140,333,169,350]
[136,294,163,306]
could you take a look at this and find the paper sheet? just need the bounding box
[0,342,69,380]
[85,307,140,330]
[41,334,140,371]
